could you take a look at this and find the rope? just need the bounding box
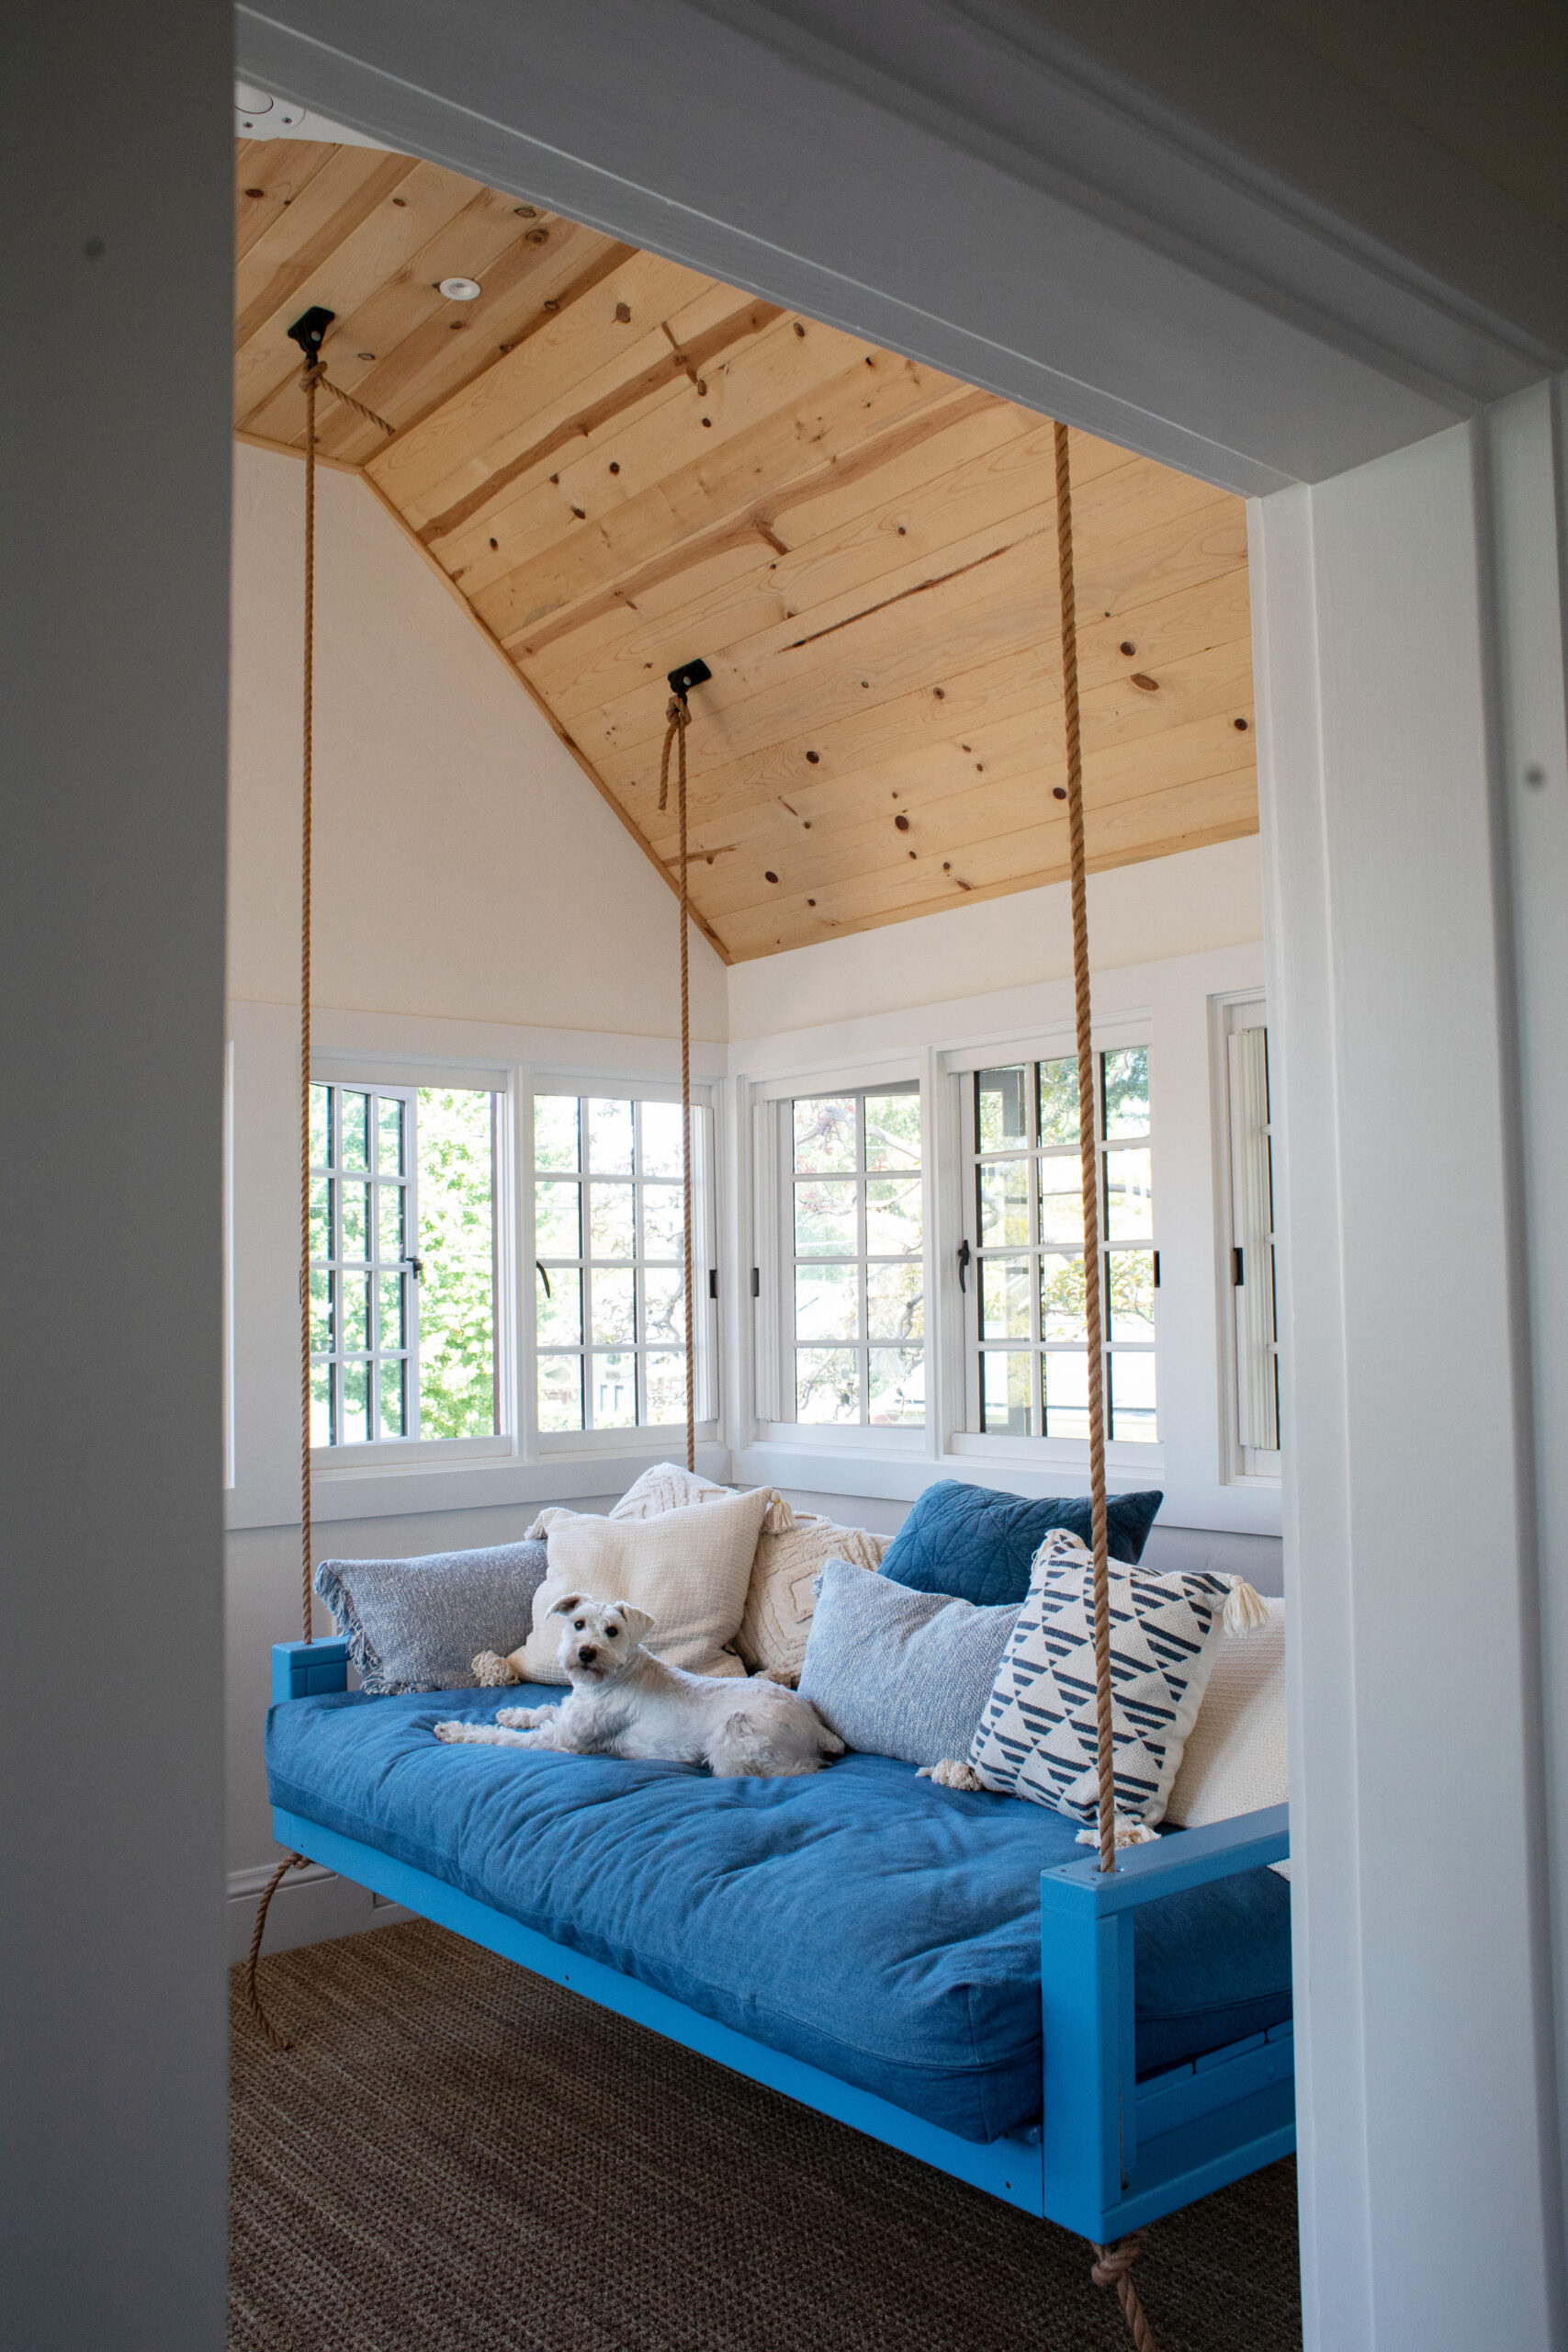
[299,364,318,1650]
[1092,2235,1160,2351]
[1057,421,1159,2352]
[243,1852,311,2051]
[659,699,697,1473]
[1054,419,1115,1880]
[315,366,396,439]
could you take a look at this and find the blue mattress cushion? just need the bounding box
[878,1480,1163,1608]
[267,1686,1289,2144]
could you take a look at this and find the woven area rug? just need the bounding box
[231,1918,1302,2352]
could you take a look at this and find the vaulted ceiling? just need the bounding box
[235,138,1257,964]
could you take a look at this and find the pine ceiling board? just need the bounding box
[234,136,1258,964]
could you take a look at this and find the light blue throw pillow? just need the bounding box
[314,1538,548,1696]
[798,1558,1022,1766]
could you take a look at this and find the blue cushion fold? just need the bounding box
[267,1683,1287,2143]
[879,1480,1163,1608]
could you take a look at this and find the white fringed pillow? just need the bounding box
[965,1530,1259,1829]
[515,1487,774,1683]
[606,1462,732,1521]
[736,1511,891,1681]
[1165,1597,1287,1829]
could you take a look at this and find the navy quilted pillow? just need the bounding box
[878,1480,1162,1608]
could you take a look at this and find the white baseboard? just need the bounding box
[228,1858,414,1966]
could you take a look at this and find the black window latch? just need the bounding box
[708,1268,718,1299]
[535,1261,550,1297]
[957,1238,972,1293]
[1233,1246,1245,1288]
[750,1267,761,1298]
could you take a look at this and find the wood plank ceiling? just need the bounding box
[236,138,1258,964]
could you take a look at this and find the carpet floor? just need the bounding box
[231,1917,1301,2352]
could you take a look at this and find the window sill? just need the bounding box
[225,1437,732,1532]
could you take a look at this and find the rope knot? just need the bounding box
[1090,2234,1147,2290]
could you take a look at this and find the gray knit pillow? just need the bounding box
[314,1539,548,1696]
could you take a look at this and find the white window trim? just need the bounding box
[527,1074,722,1456]
[1211,990,1281,1485]
[751,1058,930,1444]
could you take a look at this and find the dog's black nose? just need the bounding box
[578,1645,598,1665]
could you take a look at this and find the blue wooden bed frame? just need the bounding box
[272,1638,1293,2243]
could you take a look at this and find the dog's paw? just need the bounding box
[918,1758,986,1791]
[495,1706,541,1729]
[432,1720,465,1743]
[471,1649,518,1687]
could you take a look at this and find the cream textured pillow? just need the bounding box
[517,1487,773,1683]
[736,1513,891,1680]
[606,1461,731,1521]
[1164,1598,1287,1829]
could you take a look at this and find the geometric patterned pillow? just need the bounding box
[965,1530,1233,1828]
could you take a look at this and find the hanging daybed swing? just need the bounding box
[248,313,1292,2352]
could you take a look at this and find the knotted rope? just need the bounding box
[1056,420,1159,2352]
[1093,2234,1158,2349]
[658,696,697,1474]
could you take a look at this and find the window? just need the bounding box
[532,1092,705,1433]
[787,1084,924,1426]
[1226,1023,1280,1471]
[309,1083,498,1445]
[966,1046,1156,1442]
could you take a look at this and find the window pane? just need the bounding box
[377,1096,404,1174]
[976,1067,1028,1150]
[310,1176,333,1261]
[417,1088,496,1441]
[980,1257,1031,1340]
[310,1082,333,1168]
[341,1182,371,1261]
[978,1159,1028,1248]
[639,1099,684,1179]
[310,1269,333,1354]
[795,1347,861,1423]
[1039,1057,1080,1148]
[1105,1147,1153,1239]
[592,1351,637,1429]
[1108,1250,1156,1342]
[641,1266,685,1346]
[1103,1046,1149,1137]
[643,1351,687,1424]
[310,1361,333,1447]
[981,1348,1032,1434]
[863,1092,921,1170]
[1110,1350,1157,1441]
[1043,1348,1089,1439]
[591,1266,636,1346]
[342,1359,371,1443]
[378,1357,406,1439]
[588,1097,634,1174]
[865,1174,922,1256]
[535,1179,581,1257]
[534,1094,580,1171]
[796,1262,859,1342]
[588,1182,636,1261]
[794,1096,857,1173]
[795,1178,858,1256]
[378,1272,405,1351]
[868,1348,924,1425]
[378,1182,405,1263]
[1041,1253,1088,1342]
[536,1261,581,1348]
[537,1352,583,1432]
[341,1272,369,1353]
[640,1182,684,1261]
[341,1091,370,1173]
[867,1258,923,1343]
[1038,1161,1085,1246]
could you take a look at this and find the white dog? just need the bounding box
[433,1593,844,1778]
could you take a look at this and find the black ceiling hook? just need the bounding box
[666,657,712,701]
[287,305,335,368]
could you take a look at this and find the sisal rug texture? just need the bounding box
[231,1917,1302,2352]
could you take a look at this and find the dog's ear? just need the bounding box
[613,1602,657,1646]
[547,1590,589,1618]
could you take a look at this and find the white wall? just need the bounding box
[1254,400,1568,2352]
[230,442,728,1036]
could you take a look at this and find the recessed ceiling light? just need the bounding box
[439,277,482,301]
[235,81,304,132]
